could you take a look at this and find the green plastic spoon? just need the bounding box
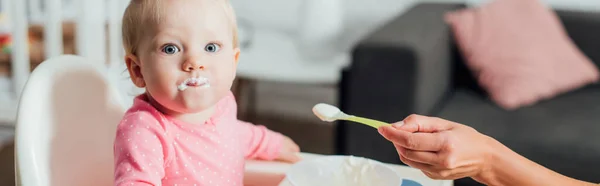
[312,103,389,129]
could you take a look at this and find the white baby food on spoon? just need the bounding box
[312,103,390,129]
[312,103,345,122]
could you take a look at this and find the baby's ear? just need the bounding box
[125,54,146,88]
[233,48,240,64]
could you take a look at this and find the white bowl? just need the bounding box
[285,155,403,186]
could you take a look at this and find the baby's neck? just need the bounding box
[147,95,215,125]
[168,107,215,125]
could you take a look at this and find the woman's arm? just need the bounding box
[479,137,596,186]
[378,114,597,186]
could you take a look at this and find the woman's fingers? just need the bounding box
[399,154,433,171]
[395,145,440,165]
[382,114,494,182]
[399,153,468,180]
[395,114,454,133]
[379,126,446,151]
[421,165,481,180]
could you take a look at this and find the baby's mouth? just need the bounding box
[178,77,210,91]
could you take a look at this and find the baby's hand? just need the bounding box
[275,136,301,163]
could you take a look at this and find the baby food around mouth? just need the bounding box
[177,77,211,91]
[178,83,210,91]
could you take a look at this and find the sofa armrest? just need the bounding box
[336,3,465,163]
[557,10,600,69]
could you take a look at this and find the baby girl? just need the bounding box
[113,0,301,185]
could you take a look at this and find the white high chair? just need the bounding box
[14,55,127,186]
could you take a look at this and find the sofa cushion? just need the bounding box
[445,0,600,110]
[437,85,600,182]
[558,10,600,68]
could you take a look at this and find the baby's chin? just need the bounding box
[175,98,220,113]
[153,88,229,114]
[177,105,214,114]
[146,90,221,115]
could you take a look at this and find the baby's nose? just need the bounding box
[182,59,205,71]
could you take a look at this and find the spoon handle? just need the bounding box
[346,116,389,129]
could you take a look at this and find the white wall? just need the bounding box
[230,0,417,53]
[338,0,417,52]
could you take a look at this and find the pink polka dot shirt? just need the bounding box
[113,92,284,185]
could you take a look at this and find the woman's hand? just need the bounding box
[377,114,497,182]
[378,114,599,186]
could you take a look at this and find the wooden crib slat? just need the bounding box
[108,0,122,67]
[10,0,31,97]
[45,0,63,58]
[75,0,106,64]
[28,0,43,22]
[1,0,9,20]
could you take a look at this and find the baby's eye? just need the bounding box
[205,43,220,53]
[161,44,180,54]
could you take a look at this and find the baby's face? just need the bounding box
[130,0,239,114]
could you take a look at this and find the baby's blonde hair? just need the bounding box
[122,0,239,55]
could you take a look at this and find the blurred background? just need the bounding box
[0,0,599,185]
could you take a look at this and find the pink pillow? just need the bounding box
[445,0,600,110]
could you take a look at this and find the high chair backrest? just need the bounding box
[14,55,128,186]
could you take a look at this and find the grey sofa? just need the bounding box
[337,3,600,185]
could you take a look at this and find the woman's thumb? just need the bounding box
[396,114,453,133]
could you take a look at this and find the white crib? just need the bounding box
[1,0,354,125]
[1,0,131,124]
